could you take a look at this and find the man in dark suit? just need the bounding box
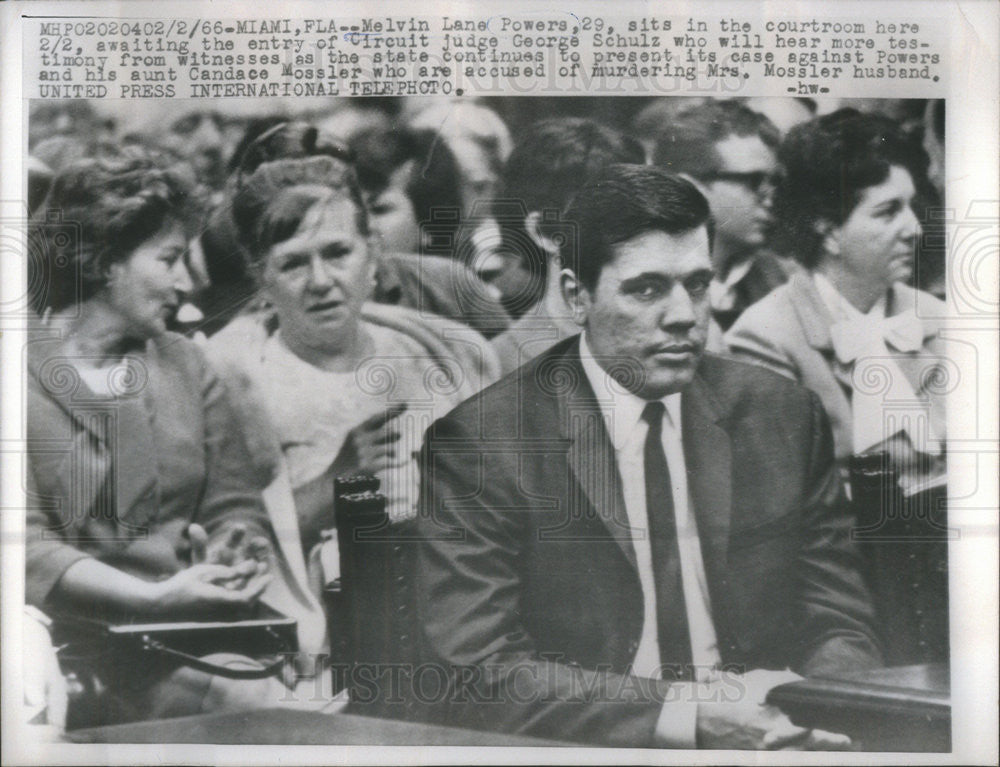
[413,165,880,748]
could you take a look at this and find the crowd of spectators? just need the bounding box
[24,95,948,732]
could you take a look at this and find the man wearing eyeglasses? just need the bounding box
[653,101,792,350]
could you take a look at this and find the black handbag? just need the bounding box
[51,604,298,728]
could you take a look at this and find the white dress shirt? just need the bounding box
[705,259,754,352]
[580,334,722,746]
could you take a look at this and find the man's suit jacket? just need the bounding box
[725,272,948,463]
[413,335,881,747]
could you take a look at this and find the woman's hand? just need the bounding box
[331,403,409,478]
[187,523,271,592]
[51,556,270,623]
[148,562,272,619]
[293,404,413,551]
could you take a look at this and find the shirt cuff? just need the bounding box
[653,682,701,748]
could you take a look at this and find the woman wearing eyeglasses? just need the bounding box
[726,109,947,493]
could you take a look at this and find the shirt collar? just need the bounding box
[709,258,754,312]
[579,332,682,451]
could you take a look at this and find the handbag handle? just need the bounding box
[140,636,286,680]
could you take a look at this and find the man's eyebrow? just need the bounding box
[620,267,716,284]
[685,267,716,281]
[622,271,669,282]
[619,272,671,287]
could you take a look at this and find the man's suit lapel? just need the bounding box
[553,340,638,571]
[552,338,739,577]
[682,372,733,593]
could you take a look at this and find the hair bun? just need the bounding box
[230,122,367,257]
[236,121,352,180]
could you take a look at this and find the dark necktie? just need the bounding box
[712,307,741,333]
[641,400,693,680]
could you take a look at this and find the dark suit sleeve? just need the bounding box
[793,390,883,675]
[413,412,674,747]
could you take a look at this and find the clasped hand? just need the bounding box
[696,669,854,750]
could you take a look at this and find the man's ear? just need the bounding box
[524,211,560,258]
[559,268,590,328]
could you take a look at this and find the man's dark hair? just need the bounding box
[351,127,420,197]
[773,108,930,268]
[497,118,645,315]
[226,115,291,173]
[503,118,646,215]
[564,165,712,291]
[652,100,780,179]
[349,125,464,228]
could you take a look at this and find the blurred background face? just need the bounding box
[576,227,713,399]
[365,162,420,254]
[450,135,503,217]
[744,98,815,136]
[466,242,528,309]
[453,132,532,309]
[447,130,513,303]
[28,102,108,149]
[104,220,193,340]
[828,165,921,291]
[261,197,374,356]
[160,111,235,190]
[701,134,778,262]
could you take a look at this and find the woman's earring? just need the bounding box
[104,259,126,289]
[813,220,840,259]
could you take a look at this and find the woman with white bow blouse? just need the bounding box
[726,109,947,493]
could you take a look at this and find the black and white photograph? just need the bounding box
[1,1,997,764]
